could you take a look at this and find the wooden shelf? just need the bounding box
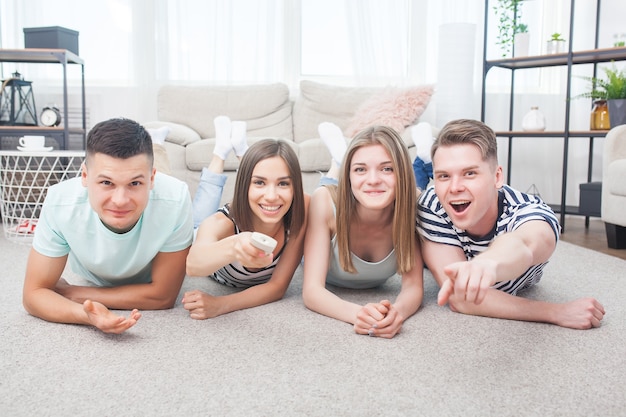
[486,47,626,70]
[494,130,610,138]
[0,48,83,65]
[0,126,84,134]
[548,204,600,218]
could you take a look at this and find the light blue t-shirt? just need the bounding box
[33,172,193,287]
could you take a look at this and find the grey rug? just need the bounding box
[1,233,625,417]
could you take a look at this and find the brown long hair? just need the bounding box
[229,139,305,235]
[336,126,417,274]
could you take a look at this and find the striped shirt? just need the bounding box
[210,205,288,288]
[417,185,560,295]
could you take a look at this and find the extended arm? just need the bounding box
[422,223,604,329]
[183,195,311,318]
[56,247,190,310]
[302,188,367,324]
[22,248,141,333]
[437,220,556,306]
[388,239,424,328]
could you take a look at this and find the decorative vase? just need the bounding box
[546,40,566,54]
[590,99,610,130]
[607,99,626,128]
[522,106,546,131]
[514,32,530,57]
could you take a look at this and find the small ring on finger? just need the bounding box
[368,328,375,337]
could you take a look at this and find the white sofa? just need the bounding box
[144,81,435,203]
[601,124,626,249]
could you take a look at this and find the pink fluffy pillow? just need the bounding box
[344,85,435,138]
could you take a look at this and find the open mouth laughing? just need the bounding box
[450,200,470,213]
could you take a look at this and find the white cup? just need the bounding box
[19,135,46,149]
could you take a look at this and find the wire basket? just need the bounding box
[0,150,84,244]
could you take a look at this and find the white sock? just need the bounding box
[410,122,435,163]
[146,126,169,145]
[318,122,347,166]
[213,115,232,160]
[231,121,248,157]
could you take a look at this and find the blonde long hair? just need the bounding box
[335,126,417,274]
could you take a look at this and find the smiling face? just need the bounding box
[349,144,396,211]
[247,156,294,228]
[433,143,503,237]
[82,152,155,233]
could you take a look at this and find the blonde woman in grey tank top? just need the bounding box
[303,124,424,339]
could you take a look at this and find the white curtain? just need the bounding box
[157,0,286,84]
[343,0,410,84]
[0,0,485,122]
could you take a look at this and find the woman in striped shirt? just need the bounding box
[183,117,309,319]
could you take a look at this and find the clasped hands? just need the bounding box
[354,300,404,339]
[438,258,498,307]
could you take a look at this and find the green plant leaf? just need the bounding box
[575,64,626,100]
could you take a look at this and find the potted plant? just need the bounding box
[513,23,530,57]
[578,64,626,128]
[494,0,526,57]
[546,33,566,54]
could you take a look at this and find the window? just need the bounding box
[300,0,411,84]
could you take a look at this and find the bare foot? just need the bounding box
[83,300,142,334]
[552,297,605,329]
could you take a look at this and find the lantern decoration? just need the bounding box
[0,71,37,126]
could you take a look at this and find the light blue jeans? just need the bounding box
[192,168,227,229]
[318,175,338,187]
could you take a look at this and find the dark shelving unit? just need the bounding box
[0,48,86,150]
[480,0,626,231]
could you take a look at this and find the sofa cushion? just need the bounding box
[344,85,435,137]
[607,159,626,196]
[297,138,331,172]
[157,83,294,141]
[292,80,382,143]
[185,137,302,172]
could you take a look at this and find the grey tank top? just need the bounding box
[325,199,398,289]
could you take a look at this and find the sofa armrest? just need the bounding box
[143,121,201,146]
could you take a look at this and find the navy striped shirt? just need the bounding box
[417,185,560,294]
[210,205,288,288]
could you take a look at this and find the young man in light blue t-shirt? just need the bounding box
[23,118,193,334]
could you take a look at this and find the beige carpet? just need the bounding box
[1,233,625,417]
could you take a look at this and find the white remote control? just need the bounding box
[250,232,277,254]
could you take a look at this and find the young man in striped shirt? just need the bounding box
[417,119,604,329]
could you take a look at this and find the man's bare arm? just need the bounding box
[56,247,190,310]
